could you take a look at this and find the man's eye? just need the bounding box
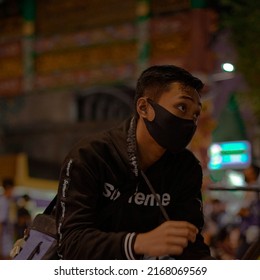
[194,112,199,118]
[177,105,186,112]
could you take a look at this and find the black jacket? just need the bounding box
[56,117,211,259]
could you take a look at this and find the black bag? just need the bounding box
[12,195,59,260]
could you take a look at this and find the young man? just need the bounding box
[0,178,16,259]
[56,65,212,259]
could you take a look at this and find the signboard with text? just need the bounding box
[208,140,251,170]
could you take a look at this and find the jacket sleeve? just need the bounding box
[55,156,138,260]
[174,197,214,260]
[171,157,214,260]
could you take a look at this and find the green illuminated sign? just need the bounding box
[208,141,251,170]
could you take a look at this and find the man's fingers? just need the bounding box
[163,221,198,242]
[134,220,200,257]
[167,236,189,247]
[165,227,197,243]
[167,221,198,233]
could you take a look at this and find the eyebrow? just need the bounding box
[179,95,202,107]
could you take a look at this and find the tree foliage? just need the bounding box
[215,0,260,122]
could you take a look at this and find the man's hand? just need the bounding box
[134,221,198,257]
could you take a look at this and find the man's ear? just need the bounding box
[136,97,148,118]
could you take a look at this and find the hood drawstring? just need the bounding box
[127,117,139,178]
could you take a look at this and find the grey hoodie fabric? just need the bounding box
[55,117,211,259]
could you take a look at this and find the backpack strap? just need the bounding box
[43,195,57,215]
[141,170,170,221]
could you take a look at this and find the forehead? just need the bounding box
[159,82,201,106]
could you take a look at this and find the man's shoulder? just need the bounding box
[166,149,202,177]
[65,119,130,160]
[175,148,201,164]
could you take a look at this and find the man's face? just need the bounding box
[137,82,202,154]
[156,82,202,124]
[5,185,14,198]
[243,166,257,183]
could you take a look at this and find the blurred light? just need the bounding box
[222,63,235,72]
[226,170,245,187]
[208,140,251,170]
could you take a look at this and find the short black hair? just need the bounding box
[134,65,204,115]
[251,164,260,177]
[2,178,14,190]
[244,163,260,183]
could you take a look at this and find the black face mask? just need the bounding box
[143,99,197,153]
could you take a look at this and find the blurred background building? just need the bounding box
[0,0,259,259]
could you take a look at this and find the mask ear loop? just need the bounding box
[140,170,170,221]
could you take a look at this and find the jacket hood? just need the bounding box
[107,117,140,178]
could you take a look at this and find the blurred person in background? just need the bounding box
[211,224,240,260]
[15,194,32,240]
[236,163,260,259]
[0,178,17,259]
[202,198,229,249]
[55,65,213,260]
